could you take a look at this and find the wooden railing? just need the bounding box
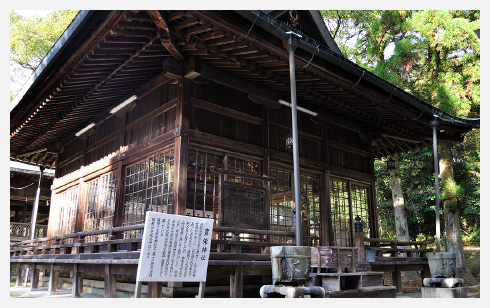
[359,237,435,293]
[364,237,434,259]
[10,224,295,264]
[10,222,48,240]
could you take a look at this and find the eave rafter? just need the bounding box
[148,10,185,62]
[10,11,129,138]
[185,11,426,142]
[16,34,161,154]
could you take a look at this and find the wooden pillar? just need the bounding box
[173,77,189,216]
[354,233,366,262]
[15,264,24,287]
[320,169,330,246]
[104,264,116,298]
[367,132,380,240]
[166,282,183,298]
[392,265,402,293]
[48,264,59,295]
[230,265,244,298]
[29,264,40,290]
[114,114,126,235]
[147,282,163,298]
[173,135,188,216]
[230,239,243,298]
[72,264,83,298]
[354,216,366,262]
[22,203,27,223]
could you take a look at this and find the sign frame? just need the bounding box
[134,211,213,298]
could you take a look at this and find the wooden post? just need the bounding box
[354,233,366,262]
[354,217,366,262]
[173,77,189,216]
[230,265,243,298]
[392,265,402,293]
[29,264,40,290]
[48,264,59,295]
[230,236,243,298]
[72,264,83,298]
[104,264,116,298]
[147,282,163,298]
[15,264,24,287]
[166,282,183,298]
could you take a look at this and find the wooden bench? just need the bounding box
[360,237,434,292]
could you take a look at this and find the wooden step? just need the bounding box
[315,271,385,292]
[327,286,396,298]
[316,271,384,277]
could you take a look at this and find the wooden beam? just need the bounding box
[190,97,262,126]
[147,10,185,62]
[198,64,282,104]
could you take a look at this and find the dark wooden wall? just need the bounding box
[51,74,377,242]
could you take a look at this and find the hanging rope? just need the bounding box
[353,71,365,89]
[301,45,320,69]
[410,110,425,121]
[385,88,396,104]
[234,14,259,41]
[10,181,37,190]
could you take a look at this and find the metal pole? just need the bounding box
[285,32,302,246]
[30,166,44,240]
[431,115,441,252]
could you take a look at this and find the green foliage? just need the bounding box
[375,149,443,240]
[10,10,79,71]
[325,10,481,245]
[10,10,79,100]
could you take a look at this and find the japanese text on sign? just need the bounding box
[136,212,214,283]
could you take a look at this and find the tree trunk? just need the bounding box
[389,155,410,254]
[438,142,466,279]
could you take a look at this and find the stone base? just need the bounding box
[423,277,463,288]
[260,285,325,298]
[422,287,467,298]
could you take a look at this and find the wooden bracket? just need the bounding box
[148,10,185,62]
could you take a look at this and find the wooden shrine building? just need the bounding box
[10,10,479,298]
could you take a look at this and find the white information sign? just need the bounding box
[136,211,214,283]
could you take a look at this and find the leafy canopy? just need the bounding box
[322,10,480,243]
[10,10,79,100]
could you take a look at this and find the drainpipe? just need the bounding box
[285,31,303,246]
[30,166,44,240]
[431,115,441,252]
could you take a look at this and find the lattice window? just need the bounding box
[52,185,79,243]
[269,168,320,245]
[83,171,117,242]
[301,174,321,246]
[225,156,260,186]
[123,150,174,238]
[186,149,223,225]
[269,168,292,242]
[330,178,371,246]
[331,179,351,247]
[351,183,371,239]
